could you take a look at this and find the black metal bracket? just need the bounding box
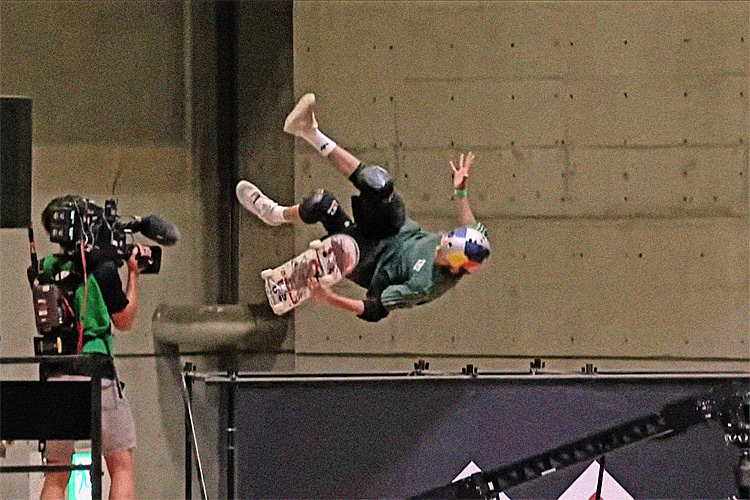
[582,363,598,375]
[411,359,430,375]
[529,359,545,374]
[462,364,478,377]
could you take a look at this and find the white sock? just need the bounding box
[304,129,337,157]
[270,205,287,224]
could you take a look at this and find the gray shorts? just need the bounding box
[44,375,137,460]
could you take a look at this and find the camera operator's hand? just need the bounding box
[113,243,149,331]
[127,243,152,275]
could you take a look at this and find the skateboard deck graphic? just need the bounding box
[261,233,359,315]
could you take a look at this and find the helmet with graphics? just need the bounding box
[437,225,491,273]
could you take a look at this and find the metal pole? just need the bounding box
[226,371,237,500]
[215,0,239,304]
[184,362,193,499]
[181,363,208,500]
[90,374,102,500]
[594,456,605,500]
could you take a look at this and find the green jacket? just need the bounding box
[368,220,487,311]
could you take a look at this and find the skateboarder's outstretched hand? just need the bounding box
[308,277,330,301]
[450,151,474,190]
[307,277,366,316]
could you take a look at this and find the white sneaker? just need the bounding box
[236,180,284,226]
[284,93,318,137]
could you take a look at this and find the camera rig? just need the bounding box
[44,197,162,274]
[27,196,176,355]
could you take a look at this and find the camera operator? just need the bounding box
[37,195,150,500]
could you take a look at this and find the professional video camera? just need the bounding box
[27,196,179,355]
[43,196,178,273]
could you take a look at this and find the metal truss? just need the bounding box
[412,381,748,499]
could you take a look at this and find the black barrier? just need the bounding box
[184,369,748,499]
[0,355,104,499]
[1,380,91,440]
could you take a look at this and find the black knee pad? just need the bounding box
[349,164,394,201]
[299,189,352,234]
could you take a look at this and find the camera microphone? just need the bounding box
[138,215,180,246]
[117,215,180,246]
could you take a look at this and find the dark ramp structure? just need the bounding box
[182,368,749,499]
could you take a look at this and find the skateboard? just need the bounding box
[261,233,360,315]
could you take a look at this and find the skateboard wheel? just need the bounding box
[309,240,323,250]
[261,269,273,279]
[319,275,335,286]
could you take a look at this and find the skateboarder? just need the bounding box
[237,93,491,322]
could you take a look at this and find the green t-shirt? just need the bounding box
[368,220,487,311]
[41,255,115,356]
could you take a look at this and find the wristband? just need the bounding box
[453,189,468,198]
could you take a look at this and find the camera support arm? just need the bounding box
[412,381,749,500]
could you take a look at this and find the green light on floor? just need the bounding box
[68,452,92,500]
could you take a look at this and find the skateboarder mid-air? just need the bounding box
[237,93,491,322]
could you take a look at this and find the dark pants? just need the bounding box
[299,164,406,288]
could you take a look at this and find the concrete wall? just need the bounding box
[290,0,749,374]
[0,1,294,498]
